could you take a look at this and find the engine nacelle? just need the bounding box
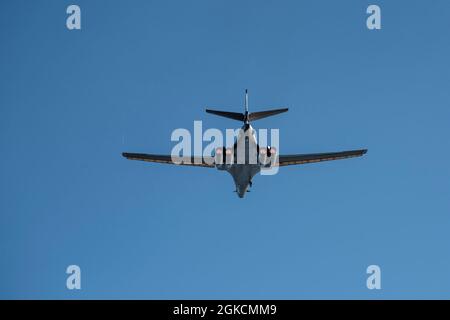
[215,147,234,168]
[214,147,223,164]
[259,146,276,167]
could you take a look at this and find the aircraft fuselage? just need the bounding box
[216,124,264,198]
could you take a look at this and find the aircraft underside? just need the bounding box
[122,90,367,198]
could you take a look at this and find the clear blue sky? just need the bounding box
[1,0,450,299]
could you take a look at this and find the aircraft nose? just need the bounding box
[236,185,246,198]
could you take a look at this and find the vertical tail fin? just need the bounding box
[244,89,249,124]
[245,89,249,113]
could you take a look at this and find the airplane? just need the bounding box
[122,90,367,198]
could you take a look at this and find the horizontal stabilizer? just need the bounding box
[206,108,288,122]
[249,108,288,121]
[205,109,245,121]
